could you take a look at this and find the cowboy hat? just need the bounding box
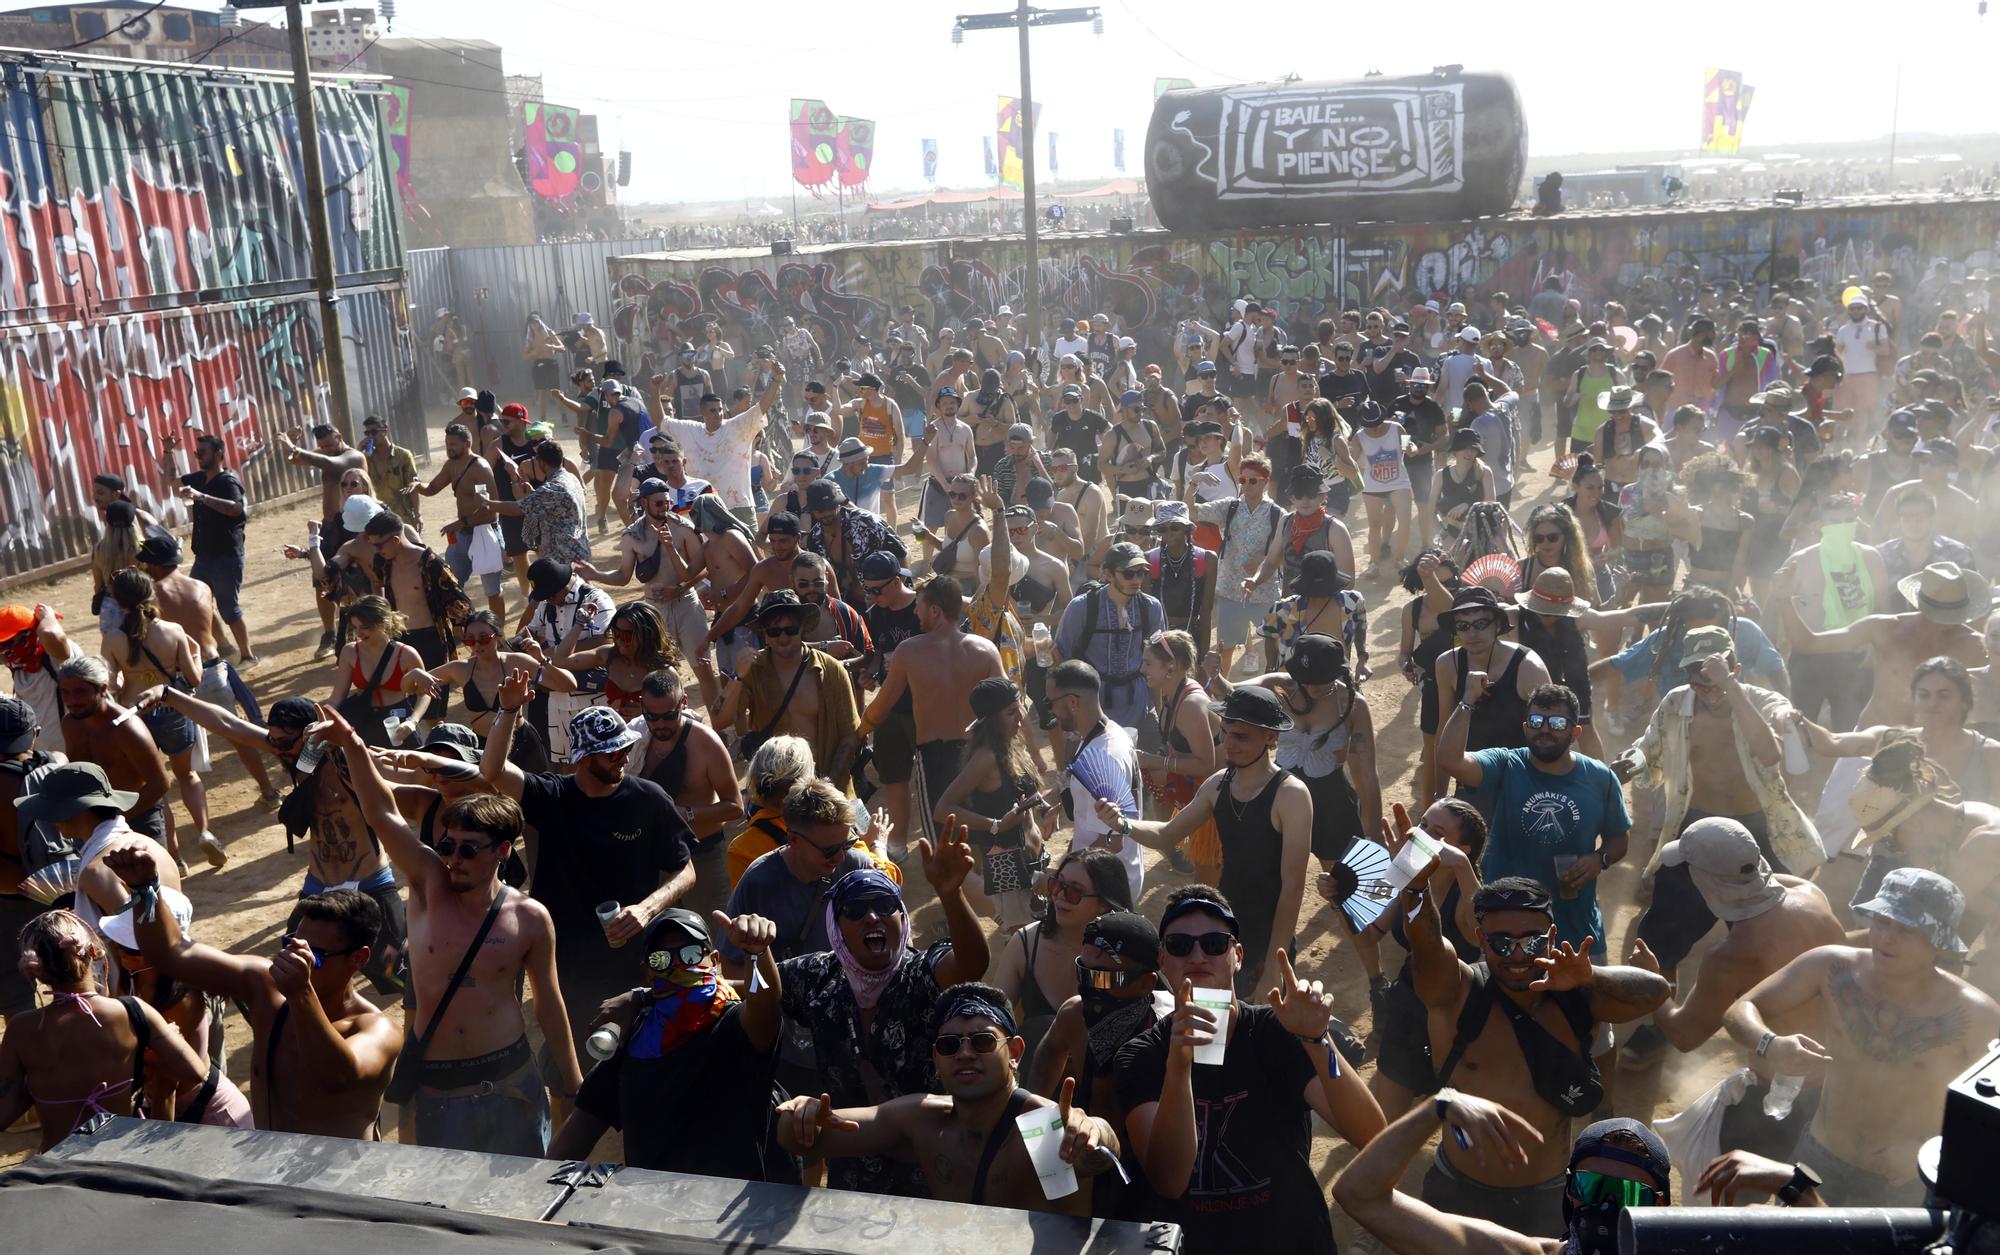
[750,589,823,634]
[1897,562,1992,626]
[1597,385,1639,413]
[1516,567,1587,618]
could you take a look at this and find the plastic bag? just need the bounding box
[1652,1065,1753,1181]
[468,521,504,578]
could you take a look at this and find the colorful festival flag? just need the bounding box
[521,100,583,200]
[1701,69,1750,154]
[1154,77,1194,99]
[833,116,875,188]
[922,138,939,183]
[789,97,839,194]
[997,96,1042,190]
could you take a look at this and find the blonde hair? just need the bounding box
[19,909,98,985]
[92,512,144,589]
[339,466,378,498]
[1147,627,1198,673]
[748,735,814,807]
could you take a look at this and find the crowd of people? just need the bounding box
[9,258,2000,1255]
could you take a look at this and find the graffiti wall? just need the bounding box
[607,197,2000,378]
[0,58,412,581]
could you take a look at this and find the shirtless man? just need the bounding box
[1775,493,1891,733]
[100,570,212,868]
[318,705,579,1155]
[138,689,407,995]
[574,479,716,710]
[277,422,368,656]
[1409,876,1669,1237]
[1726,867,2000,1204]
[55,655,172,855]
[1637,818,1845,1158]
[103,838,400,1138]
[414,422,506,621]
[1047,447,1109,569]
[857,574,1005,844]
[626,668,741,911]
[137,531,279,813]
[1782,559,1988,729]
[921,386,979,528]
[777,982,1119,1217]
[701,512,806,675]
[357,512,465,719]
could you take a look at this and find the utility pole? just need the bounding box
[953,3,1099,364]
[239,0,354,436]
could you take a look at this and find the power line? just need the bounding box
[1105,0,1254,85]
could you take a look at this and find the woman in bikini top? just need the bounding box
[427,610,580,737]
[554,601,679,718]
[328,595,437,723]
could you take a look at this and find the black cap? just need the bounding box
[805,479,845,512]
[267,696,319,729]
[1215,685,1292,731]
[857,550,911,581]
[638,477,671,498]
[1288,465,1328,498]
[0,694,37,755]
[1285,633,1348,686]
[1296,550,1349,597]
[856,372,884,390]
[970,676,1020,722]
[1081,910,1161,970]
[137,530,181,566]
[765,511,802,537]
[641,907,712,956]
[419,723,483,766]
[1568,1118,1672,1195]
[527,556,570,599]
[1024,477,1054,507]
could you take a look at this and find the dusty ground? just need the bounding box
[0,430,1740,1232]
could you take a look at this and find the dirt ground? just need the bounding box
[0,426,1741,1231]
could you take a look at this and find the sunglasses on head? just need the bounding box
[763,623,803,638]
[1569,1170,1660,1210]
[1483,930,1552,959]
[433,833,500,860]
[1076,959,1149,990]
[1526,712,1572,732]
[1162,930,1235,957]
[934,1030,1006,1056]
[280,933,362,966]
[837,895,900,922]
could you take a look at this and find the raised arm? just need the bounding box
[1332,1088,1550,1255]
[141,686,269,753]
[268,937,400,1087]
[311,705,441,890]
[924,817,992,988]
[100,838,270,1006]
[477,667,535,800]
[711,911,783,1052]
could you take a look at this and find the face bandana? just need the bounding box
[630,948,739,1060]
[0,606,55,672]
[1081,987,1157,1069]
[1817,520,1874,630]
[825,868,909,1010]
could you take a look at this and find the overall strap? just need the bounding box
[969,1088,1036,1206]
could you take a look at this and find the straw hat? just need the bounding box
[1516,567,1588,618]
[1896,562,1992,626]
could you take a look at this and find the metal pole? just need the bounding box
[1886,61,1901,188]
[285,0,354,438]
[1017,0,1040,366]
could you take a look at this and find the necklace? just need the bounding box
[1219,762,1273,825]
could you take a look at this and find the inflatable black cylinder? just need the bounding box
[1145,71,1528,232]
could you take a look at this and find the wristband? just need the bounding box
[1777,1162,1821,1206]
[1755,1030,1775,1058]
[498,703,522,716]
[1599,849,1614,870]
[1436,1089,1471,1150]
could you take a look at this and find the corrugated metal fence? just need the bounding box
[405,236,657,404]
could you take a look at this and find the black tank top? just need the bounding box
[1214,765,1293,960]
[1435,462,1483,520]
[641,729,692,808]
[1455,645,1530,752]
[494,434,534,503]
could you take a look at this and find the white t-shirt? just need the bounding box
[1835,318,1887,376]
[1065,721,1143,899]
[1224,319,1257,375]
[662,410,764,509]
[8,663,62,753]
[1052,334,1089,367]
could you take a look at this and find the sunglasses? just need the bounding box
[433,834,500,860]
[948,491,972,500]
[796,579,827,589]
[1484,931,1552,959]
[463,631,498,645]
[861,580,890,596]
[763,623,803,638]
[612,627,635,640]
[1569,1170,1660,1210]
[647,942,710,971]
[1532,531,1563,544]
[1526,713,1572,732]
[642,706,684,723]
[1162,931,1235,957]
[837,896,900,922]
[1457,616,1499,633]
[1238,475,1267,486]
[793,466,817,476]
[280,933,363,966]
[1049,878,1099,905]
[934,1030,1006,1056]
[1076,960,1149,990]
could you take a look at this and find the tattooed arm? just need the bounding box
[1583,960,1672,1025]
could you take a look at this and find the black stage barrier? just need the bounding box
[24,1117,1182,1255]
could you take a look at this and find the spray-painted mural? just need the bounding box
[607,198,2000,376]
[0,58,412,580]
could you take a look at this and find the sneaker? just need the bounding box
[176,857,192,879]
[258,788,283,809]
[313,630,336,660]
[1617,1022,1670,1070]
[199,831,228,868]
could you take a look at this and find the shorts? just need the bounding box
[531,358,561,391]
[297,866,407,997]
[0,893,44,1015]
[500,513,529,559]
[903,406,927,439]
[1214,594,1260,649]
[190,552,246,624]
[445,526,506,599]
[1624,544,1674,588]
[919,480,952,528]
[650,590,711,662]
[143,702,198,756]
[1421,1151,1566,1239]
[872,709,919,784]
[592,445,623,473]
[411,1036,550,1157]
[1795,1124,1926,1207]
[128,803,167,843]
[1406,455,1435,504]
[914,738,966,844]
[1420,675,1440,735]
[318,516,347,565]
[403,624,453,714]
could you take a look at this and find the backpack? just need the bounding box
[1072,583,1160,663]
[0,752,75,876]
[1146,550,1210,582]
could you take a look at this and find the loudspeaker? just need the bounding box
[1110,216,1134,232]
[618,151,632,186]
[771,241,795,255]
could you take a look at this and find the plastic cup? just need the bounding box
[1014,1104,1079,1199]
[1553,854,1580,900]
[1190,987,1233,1067]
[596,900,624,947]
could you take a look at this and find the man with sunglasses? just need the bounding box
[1025,909,1159,1116]
[1437,680,1625,959]
[1335,1080,1673,1255]
[321,705,580,1155]
[626,668,740,911]
[1054,544,1164,731]
[1045,447,1107,572]
[921,386,978,528]
[778,981,1118,1215]
[718,778,898,978]
[553,906,788,1179]
[101,836,400,1139]
[1118,886,1384,1255]
[1406,876,1669,1236]
[481,680,696,1058]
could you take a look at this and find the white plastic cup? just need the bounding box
[586,1022,622,1062]
[1014,1104,1079,1199]
[1391,826,1444,885]
[1190,987,1233,1067]
[596,900,624,947]
[381,713,403,745]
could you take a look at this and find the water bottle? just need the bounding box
[1763,1072,1804,1119]
[1783,723,1811,776]
[1031,621,1054,666]
[294,735,327,775]
[850,796,873,837]
[586,1022,622,1062]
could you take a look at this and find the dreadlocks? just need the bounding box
[1647,584,1737,689]
[1453,501,1526,569]
[1866,727,1961,801]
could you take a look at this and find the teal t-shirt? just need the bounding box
[1473,747,1629,955]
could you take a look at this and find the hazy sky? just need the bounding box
[379,0,1991,205]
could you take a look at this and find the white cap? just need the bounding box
[1457,326,1481,342]
[456,386,478,402]
[1118,336,1137,350]
[341,495,384,533]
[100,885,194,950]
